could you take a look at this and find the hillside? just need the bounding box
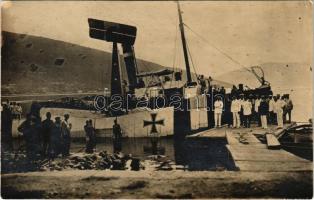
[1,31,166,95]
[216,63,313,121]
[215,63,312,90]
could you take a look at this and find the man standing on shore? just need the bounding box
[61,114,72,157]
[42,112,54,156]
[18,114,42,159]
[49,117,62,159]
[112,119,122,152]
[1,103,13,151]
[84,120,96,153]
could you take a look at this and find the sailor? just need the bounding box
[224,95,233,127]
[254,95,261,126]
[89,119,96,150]
[84,120,96,153]
[284,94,293,123]
[220,87,226,95]
[61,114,72,157]
[84,120,92,153]
[18,113,42,159]
[16,103,23,120]
[242,97,252,128]
[113,119,122,152]
[113,119,122,139]
[49,117,63,159]
[41,112,54,156]
[207,76,213,86]
[164,76,171,82]
[259,95,269,129]
[175,70,182,81]
[137,78,145,88]
[230,85,238,97]
[199,75,206,94]
[239,93,245,127]
[30,101,42,120]
[11,102,18,119]
[214,96,223,128]
[122,80,129,95]
[238,84,244,94]
[231,96,241,128]
[9,102,14,113]
[274,96,285,128]
[268,95,275,124]
[1,103,13,151]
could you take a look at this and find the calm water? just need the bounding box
[71,137,237,171]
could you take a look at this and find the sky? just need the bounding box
[2,1,313,76]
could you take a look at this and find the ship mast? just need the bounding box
[177,1,193,85]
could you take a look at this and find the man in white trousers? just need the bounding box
[214,96,224,128]
[274,95,285,128]
[259,96,269,129]
[231,96,241,128]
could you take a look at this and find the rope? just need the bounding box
[183,23,252,73]
[185,39,198,82]
[172,17,179,71]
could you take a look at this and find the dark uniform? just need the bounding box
[84,120,96,153]
[1,104,13,151]
[18,115,42,159]
[113,120,122,152]
[199,75,206,94]
[49,118,62,159]
[175,71,182,81]
[223,95,232,127]
[137,78,145,88]
[42,113,54,156]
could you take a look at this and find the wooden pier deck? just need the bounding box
[187,124,313,172]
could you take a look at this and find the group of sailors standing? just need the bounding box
[17,111,101,159]
[214,93,293,129]
[17,112,73,159]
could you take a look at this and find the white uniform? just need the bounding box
[239,99,245,110]
[243,100,252,116]
[231,99,241,128]
[269,99,275,112]
[274,100,285,128]
[214,100,223,127]
[254,99,261,113]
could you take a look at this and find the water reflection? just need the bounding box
[279,132,313,161]
[12,136,237,171]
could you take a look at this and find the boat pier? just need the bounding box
[187,124,313,172]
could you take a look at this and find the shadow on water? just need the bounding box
[279,132,313,161]
[177,138,237,171]
[10,133,237,171]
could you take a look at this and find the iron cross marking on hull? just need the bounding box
[143,113,165,134]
